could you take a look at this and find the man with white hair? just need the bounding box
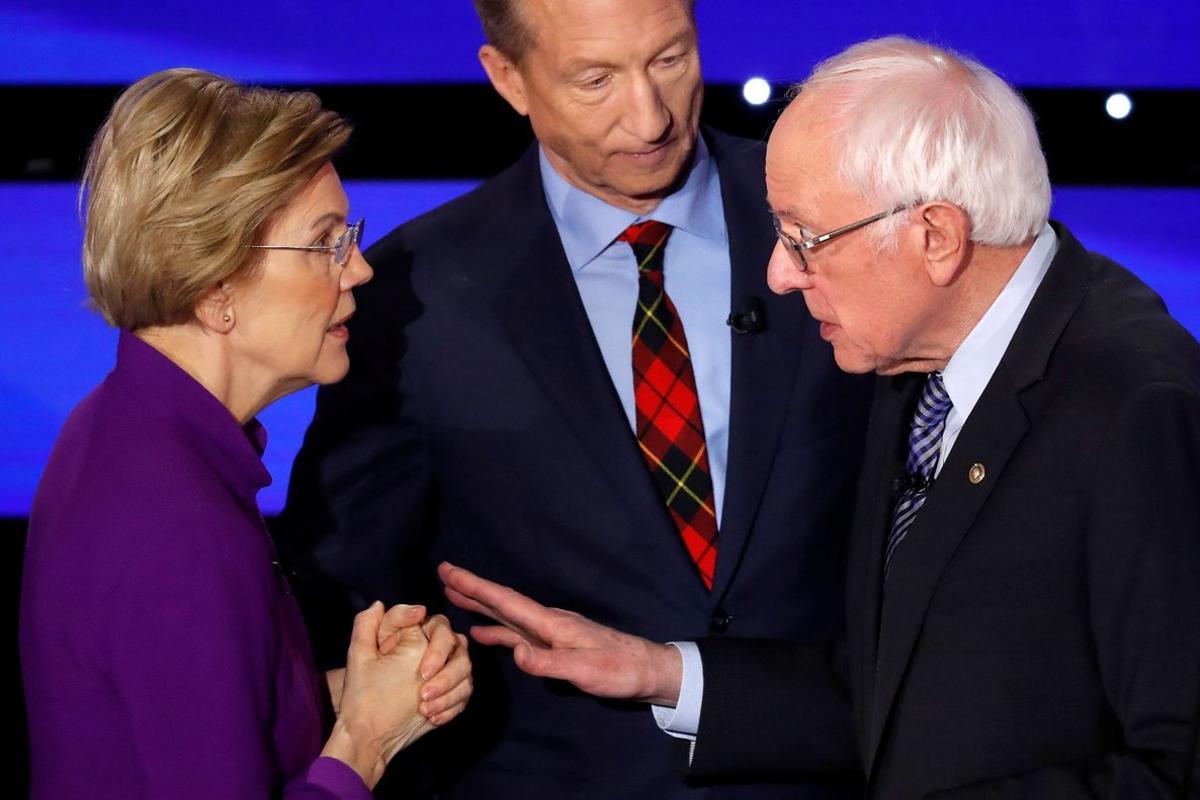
[440,36,1200,798]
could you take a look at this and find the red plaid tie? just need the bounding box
[620,220,718,589]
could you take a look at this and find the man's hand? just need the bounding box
[438,561,682,706]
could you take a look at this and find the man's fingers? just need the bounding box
[443,584,496,620]
[469,624,531,650]
[440,562,561,643]
[471,627,572,681]
[445,586,546,645]
[511,641,578,682]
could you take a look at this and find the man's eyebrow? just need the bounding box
[652,32,693,56]
[562,55,618,75]
[562,33,693,75]
[767,198,809,227]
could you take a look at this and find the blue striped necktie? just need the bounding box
[885,372,953,578]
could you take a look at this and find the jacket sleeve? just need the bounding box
[283,758,372,800]
[91,523,371,800]
[686,636,861,783]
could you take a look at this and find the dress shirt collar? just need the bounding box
[941,223,1059,421]
[538,134,727,273]
[113,329,271,500]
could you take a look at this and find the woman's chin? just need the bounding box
[312,353,351,386]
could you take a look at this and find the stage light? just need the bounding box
[742,77,771,106]
[1105,92,1132,120]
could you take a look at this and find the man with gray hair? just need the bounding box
[441,36,1200,797]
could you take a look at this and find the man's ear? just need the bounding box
[195,282,235,333]
[479,44,531,117]
[917,201,971,287]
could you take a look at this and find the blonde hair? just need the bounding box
[81,68,352,329]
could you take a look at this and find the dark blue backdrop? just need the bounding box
[4,182,1197,514]
[5,1,1199,86]
[4,1,1198,514]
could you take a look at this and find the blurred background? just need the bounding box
[5,0,1199,792]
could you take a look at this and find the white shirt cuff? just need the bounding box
[651,641,703,740]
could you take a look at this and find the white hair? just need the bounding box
[799,36,1051,248]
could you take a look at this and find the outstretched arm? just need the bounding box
[438,561,682,706]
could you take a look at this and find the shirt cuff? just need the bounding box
[301,756,373,800]
[651,641,703,740]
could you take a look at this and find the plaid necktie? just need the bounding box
[620,220,718,590]
[885,372,953,578]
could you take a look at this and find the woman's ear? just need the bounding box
[195,282,235,333]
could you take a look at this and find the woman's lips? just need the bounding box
[327,312,353,339]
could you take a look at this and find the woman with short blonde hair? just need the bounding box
[82,68,351,328]
[21,69,472,799]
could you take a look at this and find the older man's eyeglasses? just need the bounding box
[248,218,365,267]
[770,207,906,272]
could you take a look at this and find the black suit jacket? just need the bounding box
[278,129,872,799]
[691,224,1200,798]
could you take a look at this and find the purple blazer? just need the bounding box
[20,332,371,799]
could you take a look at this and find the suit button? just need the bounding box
[709,609,732,633]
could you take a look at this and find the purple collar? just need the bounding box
[111,330,272,500]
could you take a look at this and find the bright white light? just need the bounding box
[1105,92,1132,120]
[742,77,771,106]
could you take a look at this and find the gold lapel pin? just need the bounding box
[968,463,986,484]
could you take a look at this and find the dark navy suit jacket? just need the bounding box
[690,225,1200,799]
[278,129,872,799]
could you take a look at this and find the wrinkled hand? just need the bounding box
[325,603,430,716]
[328,604,473,726]
[412,613,472,725]
[321,603,437,789]
[439,561,681,706]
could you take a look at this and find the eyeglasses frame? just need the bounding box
[771,206,907,271]
[247,218,365,267]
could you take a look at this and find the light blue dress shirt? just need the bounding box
[539,137,732,525]
[658,224,1060,741]
[938,224,1058,472]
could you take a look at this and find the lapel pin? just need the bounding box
[968,463,986,484]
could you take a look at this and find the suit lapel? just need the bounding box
[863,222,1093,776]
[492,150,673,541]
[704,131,807,598]
[866,377,1029,771]
[851,373,921,754]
